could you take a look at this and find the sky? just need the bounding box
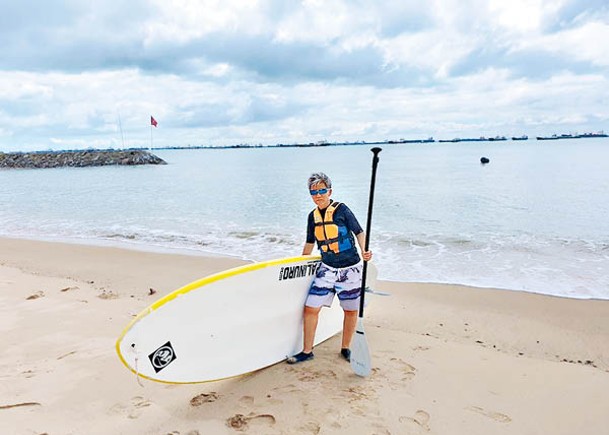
[1,0,608,151]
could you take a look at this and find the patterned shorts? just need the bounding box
[305,262,362,311]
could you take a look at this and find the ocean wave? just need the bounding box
[1,222,607,300]
[373,231,609,299]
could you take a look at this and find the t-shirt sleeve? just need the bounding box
[306,211,316,244]
[341,205,363,235]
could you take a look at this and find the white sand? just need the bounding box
[2,237,609,434]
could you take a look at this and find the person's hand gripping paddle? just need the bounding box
[351,147,381,377]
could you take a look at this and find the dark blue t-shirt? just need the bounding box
[306,202,363,268]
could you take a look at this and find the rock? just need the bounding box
[0,149,167,169]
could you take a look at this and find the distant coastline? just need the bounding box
[2,131,606,154]
[152,130,607,150]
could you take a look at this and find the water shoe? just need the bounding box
[286,351,314,364]
[340,348,351,362]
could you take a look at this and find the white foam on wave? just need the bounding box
[374,231,609,299]
[1,221,607,300]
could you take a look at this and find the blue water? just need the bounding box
[2,139,608,299]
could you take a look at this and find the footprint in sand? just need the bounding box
[110,396,152,419]
[272,383,302,394]
[339,386,378,418]
[370,424,392,435]
[298,422,321,434]
[226,413,276,431]
[297,368,337,382]
[400,410,431,432]
[190,392,219,406]
[389,357,416,381]
[466,406,512,423]
[343,386,368,403]
[238,395,254,405]
[98,290,118,300]
[128,396,152,419]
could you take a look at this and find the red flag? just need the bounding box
[150,116,158,127]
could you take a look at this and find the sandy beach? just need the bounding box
[2,236,609,435]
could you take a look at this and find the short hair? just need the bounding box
[307,172,332,189]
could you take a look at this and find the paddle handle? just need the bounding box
[359,147,382,317]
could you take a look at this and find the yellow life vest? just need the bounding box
[313,201,342,254]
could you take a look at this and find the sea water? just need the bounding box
[1,139,608,299]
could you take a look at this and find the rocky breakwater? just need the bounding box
[0,149,167,169]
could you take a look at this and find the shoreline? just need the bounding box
[1,234,605,302]
[2,236,609,434]
[0,233,247,261]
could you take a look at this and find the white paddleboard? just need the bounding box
[116,255,376,384]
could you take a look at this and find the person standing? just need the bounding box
[287,172,372,364]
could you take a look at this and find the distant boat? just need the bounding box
[537,132,607,140]
[438,136,507,143]
[536,135,560,140]
[576,132,608,138]
[511,135,528,141]
[387,137,435,144]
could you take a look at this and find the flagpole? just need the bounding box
[117,112,125,149]
[149,115,157,151]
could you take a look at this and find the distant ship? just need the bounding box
[511,135,528,141]
[438,136,506,143]
[536,135,559,140]
[576,132,608,138]
[387,137,435,144]
[537,132,607,140]
[537,134,574,140]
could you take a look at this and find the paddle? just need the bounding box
[351,147,382,377]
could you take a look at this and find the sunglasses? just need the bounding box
[309,188,329,196]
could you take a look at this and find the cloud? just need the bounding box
[515,20,609,66]
[0,1,608,151]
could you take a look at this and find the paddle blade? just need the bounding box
[350,318,371,377]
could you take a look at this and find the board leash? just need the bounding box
[131,344,145,387]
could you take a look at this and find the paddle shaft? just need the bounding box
[358,147,382,318]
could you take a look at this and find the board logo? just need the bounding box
[279,261,320,281]
[148,341,177,373]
